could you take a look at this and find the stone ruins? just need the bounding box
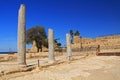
[28,41,48,53]
[30,40,37,53]
[72,35,120,50]
[29,34,120,53]
[17,4,120,55]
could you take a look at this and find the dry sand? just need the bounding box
[0,55,120,80]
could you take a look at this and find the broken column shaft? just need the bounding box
[18,4,26,65]
[48,29,55,63]
[66,34,72,60]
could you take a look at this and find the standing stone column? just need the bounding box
[66,34,72,60]
[18,4,26,65]
[48,29,55,63]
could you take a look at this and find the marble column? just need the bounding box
[66,34,72,60]
[18,4,26,65]
[48,29,55,63]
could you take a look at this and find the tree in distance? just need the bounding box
[54,38,62,52]
[26,26,48,52]
[74,30,80,36]
[69,30,74,43]
[54,38,61,47]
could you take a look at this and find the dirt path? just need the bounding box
[1,56,120,80]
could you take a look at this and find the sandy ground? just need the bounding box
[0,55,120,80]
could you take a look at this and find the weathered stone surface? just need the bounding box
[42,46,48,52]
[28,41,48,52]
[48,29,55,63]
[30,40,38,53]
[66,34,72,60]
[18,4,26,65]
[72,35,120,50]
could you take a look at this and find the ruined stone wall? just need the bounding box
[95,36,120,49]
[72,35,120,50]
[29,40,38,53]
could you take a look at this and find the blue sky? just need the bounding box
[0,0,120,52]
